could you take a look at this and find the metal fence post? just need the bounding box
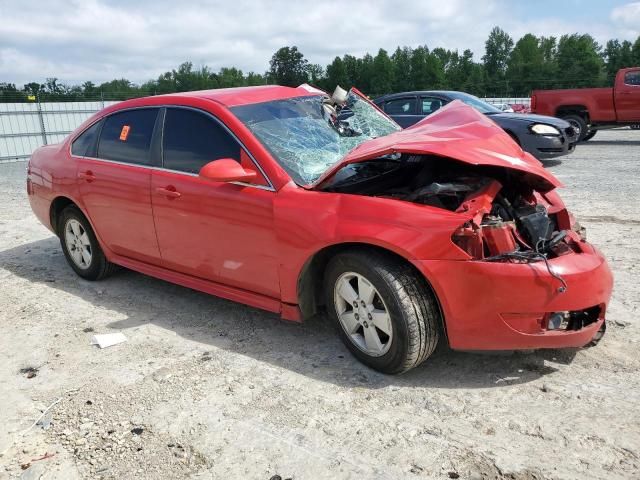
[100,91,105,109]
[36,94,47,146]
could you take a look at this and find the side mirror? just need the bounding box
[199,159,257,183]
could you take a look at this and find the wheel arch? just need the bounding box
[555,105,590,122]
[503,129,521,145]
[50,196,77,236]
[296,242,448,341]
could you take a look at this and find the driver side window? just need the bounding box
[624,70,640,86]
[162,108,241,174]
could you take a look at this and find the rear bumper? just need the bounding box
[418,244,613,350]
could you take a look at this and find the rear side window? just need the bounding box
[162,108,241,174]
[624,71,640,86]
[97,109,158,165]
[384,98,417,115]
[71,120,102,157]
[421,97,444,115]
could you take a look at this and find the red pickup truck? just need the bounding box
[531,67,640,141]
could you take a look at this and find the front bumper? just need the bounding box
[418,243,613,351]
[524,132,576,159]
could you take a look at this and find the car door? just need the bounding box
[615,69,640,122]
[75,108,162,265]
[151,106,280,298]
[382,96,420,127]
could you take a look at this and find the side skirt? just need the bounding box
[109,254,302,323]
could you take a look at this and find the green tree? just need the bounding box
[269,46,309,86]
[307,64,324,85]
[410,46,445,90]
[326,57,348,89]
[81,81,98,97]
[391,46,413,92]
[632,36,640,66]
[370,49,394,95]
[556,34,605,88]
[604,39,634,81]
[446,49,477,92]
[98,79,138,98]
[217,67,245,88]
[23,82,44,96]
[507,34,547,95]
[246,72,266,86]
[483,27,514,90]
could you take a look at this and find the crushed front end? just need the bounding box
[315,100,612,351]
[421,172,612,350]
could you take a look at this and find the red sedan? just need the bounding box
[27,85,612,373]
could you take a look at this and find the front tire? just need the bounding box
[324,250,440,374]
[582,130,597,141]
[562,114,588,141]
[58,205,118,280]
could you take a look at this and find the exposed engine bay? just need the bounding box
[321,153,584,291]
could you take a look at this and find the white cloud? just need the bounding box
[0,0,636,86]
[610,2,640,38]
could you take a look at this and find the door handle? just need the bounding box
[78,170,96,182]
[155,186,182,199]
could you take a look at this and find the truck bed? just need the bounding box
[532,87,616,122]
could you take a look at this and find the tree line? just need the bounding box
[2,27,640,102]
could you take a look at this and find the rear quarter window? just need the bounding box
[97,108,159,165]
[71,120,102,157]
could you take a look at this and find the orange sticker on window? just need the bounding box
[119,125,130,141]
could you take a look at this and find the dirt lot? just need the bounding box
[1,130,639,480]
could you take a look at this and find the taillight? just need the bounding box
[530,94,536,111]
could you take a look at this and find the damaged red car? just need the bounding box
[27,85,613,373]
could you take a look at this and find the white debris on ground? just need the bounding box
[0,129,639,479]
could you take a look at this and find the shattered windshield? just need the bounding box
[231,90,401,185]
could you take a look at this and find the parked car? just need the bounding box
[27,85,612,374]
[494,103,515,113]
[510,103,532,114]
[374,91,578,160]
[531,67,640,141]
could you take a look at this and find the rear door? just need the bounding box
[75,108,162,264]
[381,96,420,127]
[150,107,280,298]
[615,69,640,122]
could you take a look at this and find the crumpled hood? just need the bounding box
[311,100,562,191]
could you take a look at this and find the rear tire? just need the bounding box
[324,250,440,374]
[561,114,588,142]
[58,205,118,281]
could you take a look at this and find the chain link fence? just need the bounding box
[0,95,123,163]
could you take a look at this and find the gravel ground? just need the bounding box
[1,129,639,480]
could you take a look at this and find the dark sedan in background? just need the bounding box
[374,91,578,160]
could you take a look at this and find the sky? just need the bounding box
[0,0,639,86]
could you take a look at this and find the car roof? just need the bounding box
[113,85,320,111]
[374,91,461,103]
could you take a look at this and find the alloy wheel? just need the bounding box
[64,219,92,269]
[333,272,393,357]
